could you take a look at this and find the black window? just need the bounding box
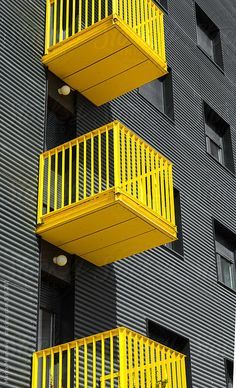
[166,189,184,256]
[225,359,233,388]
[156,0,168,12]
[214,220,236,291]
[139,69,174,120]
[195,4,224,69]
[204,102,234,173]
[147,320,192,387]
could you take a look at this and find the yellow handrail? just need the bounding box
[45,0,166,60]
[37,121,175,226]
[32,327,187,388]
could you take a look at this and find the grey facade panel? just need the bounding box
[0,0,45,386]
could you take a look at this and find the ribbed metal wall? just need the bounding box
[74,1,236,387]
[0,0,45,386]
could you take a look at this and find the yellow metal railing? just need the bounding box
[45,0,166,59]
[37,121,175,227]
[32,327,187,387]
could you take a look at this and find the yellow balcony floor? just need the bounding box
[36,188,176,266]
[42,15,168,106]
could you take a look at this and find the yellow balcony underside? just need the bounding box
[42,15,168,106]
[36,188,177,266]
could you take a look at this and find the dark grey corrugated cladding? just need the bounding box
[75,1,236,387]
[0,0,45,386]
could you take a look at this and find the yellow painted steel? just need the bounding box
[43,0,167,105]
[36,121,177,265]
[31,327,187,388]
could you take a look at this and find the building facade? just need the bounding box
[0,0,236,387]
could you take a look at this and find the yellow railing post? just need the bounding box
[37,153,44,225]
[114,122,121,191]
[45,0,51,54]
[31,353,38,388]
[119,328,128,388]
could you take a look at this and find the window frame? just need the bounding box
[195,3,224,70]
[138,68,175,122]
[203,101,235,174]
[213,219,236,292]
[154,0,168,12]
[225,358,233,388]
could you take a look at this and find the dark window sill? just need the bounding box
[162,245,185,261]
[197,45,224,74]
[217,280,236,294]
[206,151,235,178]
[137,90,175,125]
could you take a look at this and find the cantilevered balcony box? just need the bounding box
[36,121,177,265]
[42,0,168,105]
[32,327,187,387]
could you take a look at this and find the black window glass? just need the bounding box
[139,69,174,120]
[166,189,184,256]
[225,359,233,388]
[214,220,236,291]
[195,4,224,69]
[204,102,234,173]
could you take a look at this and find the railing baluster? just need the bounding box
[168,163,175,225]
[84,136,87,199]
[47,153,51,214]
[76,139,80,202]
[141,143,146,205]
[101,334,105,388]
[85,0,88,28]
[181,356,187,388]
[98,0,101,22]
[134,334,139,388]
[106,128,110,189]
[145,339,151,387]
[160,157,166,219]
[72,0,76,35]
[131,135,136,198]
[166,349,172,388]
[172,351,177,388]
[164,160,170,221]
[78,0,82,32]
[53,0,58,46]
[84,340,88,388]
[50,349,54,387]
[45,0,51,53]
[91,134,94,196]
[76,342,79,388]
[67,344,71,388]
[137,139,141,202]
[150,150,156,212]
[61,146,65,207]
[127,131,131,194]
[93,338,97,388]
[146,148,151,208]
[140,337,145,386]
[110,333,114,388]
[66,0,69,38]
[37,154,45,224]
[69,142,72,205]
[59,0,63,41]
[59,346,63,388]
[31,353,38,388]
[121,127,126,188]
[150,342,155,387]
[42,351,46,388]
[54,150,58,211]
[98,130,102,193]
[128,332,133,388]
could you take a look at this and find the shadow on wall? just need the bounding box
[74,257,117,338]
[76,93,114,134]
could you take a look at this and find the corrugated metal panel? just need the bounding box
[74,1,236,387]
[0,0,45,386]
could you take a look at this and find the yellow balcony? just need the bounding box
[32,327,187,387]
[42,0,167,105]
[36,121,177,265]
